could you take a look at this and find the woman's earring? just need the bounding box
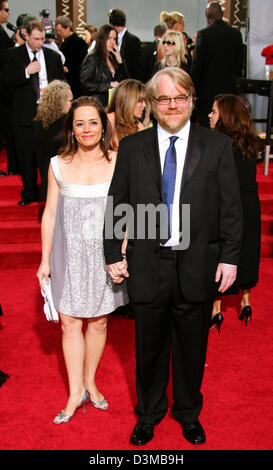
[72,132,76,144]
[101,131,105,143]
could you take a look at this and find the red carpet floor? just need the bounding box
[0,150,273,454]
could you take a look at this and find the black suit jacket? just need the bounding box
[0,25,14,96]
[191,20,243,100]
[60,32,88,98]
[104,123,243,303]
[4,44,65,126]
[120,30,143,81]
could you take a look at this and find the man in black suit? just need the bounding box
[55,16,88,99]
[191,1,243,127]
[0,0,14,176]
[104,67,242,446]
[142,24,166,83]
[4,20,65,204]
[108,8,143,82]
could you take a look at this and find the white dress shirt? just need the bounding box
[157,120,191,246]
[25,43,48,100]
[117,28,127,51]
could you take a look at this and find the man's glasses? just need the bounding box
[162,40,176,46]
[1,7,9,12]
[153,95,190,105]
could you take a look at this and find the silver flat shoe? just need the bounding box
[91,396,109,411]
[53,390,90,424]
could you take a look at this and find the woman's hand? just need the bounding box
[111,45,123,64]
[36,260,51,292]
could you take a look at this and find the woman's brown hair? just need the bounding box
[59,96,112,161]
[214,94,264,160]
[107,79,146,144]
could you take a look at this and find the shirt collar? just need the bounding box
[26,42,42,58]
[157,119,191,144]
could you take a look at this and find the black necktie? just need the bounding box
[162,136,178,241]
[31,50,40,100]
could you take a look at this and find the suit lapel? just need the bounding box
[180,123,204,192]
[143,127,162,195]
[120,31,127,57]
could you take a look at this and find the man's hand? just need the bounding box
[26,61,41,75]
[107,260,129,284]
[215,263,237,293]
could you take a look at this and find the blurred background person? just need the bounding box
[142,24,166,83]
[84,24,97,53]
[191,1,243,127]
[34,80,72,201]
[108,8,143,82]
[209,94,263,331]
[0,0,15,176]
[157,11,185,61]
[79,24,129,108]
[56,16,88,99]
[152,30,189,76]
[107,79,149,151]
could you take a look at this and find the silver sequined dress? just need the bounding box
[49,156,128,318]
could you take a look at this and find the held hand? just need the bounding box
[63,66,69,73]
[26,61,41,75]
[215,263,237,293]
[107,260,129,284]
[36,261,50,292]
[110,81,119,88]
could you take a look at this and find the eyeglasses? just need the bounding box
[162,40,176,46]
[1,7,9,12]
[153,95,190,105]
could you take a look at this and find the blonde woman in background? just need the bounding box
[158,11,185,61]
[152,31,190,76]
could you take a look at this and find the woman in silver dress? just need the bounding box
[36,96,128,424]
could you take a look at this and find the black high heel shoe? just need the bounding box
[210,312,224,334]
[238,306,252,326]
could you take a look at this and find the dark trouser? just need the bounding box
[0,101,20,174]
[13,124,38,202]
[132,247,212,425]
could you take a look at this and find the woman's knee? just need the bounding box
[60,313,83,335]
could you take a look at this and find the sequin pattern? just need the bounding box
[49,156,128,318]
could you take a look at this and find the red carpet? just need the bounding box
[0,148,273,453]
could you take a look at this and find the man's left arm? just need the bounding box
[217,137,243,292]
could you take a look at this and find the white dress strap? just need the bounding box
[50,156,62,186]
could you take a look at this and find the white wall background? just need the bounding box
[7,0,208,41]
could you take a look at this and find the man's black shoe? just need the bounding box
[130,422,154,446]
[18,199,37,206]
[0,170,6,177]
[182,420,206,445]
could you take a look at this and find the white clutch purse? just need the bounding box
[40,278,59,322]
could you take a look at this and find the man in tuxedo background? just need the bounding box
[191,1,244,127]
[0,0,15,176]
[55,16,88,99]
[4,20,65,205]
[104,67,242,446]
[142,24,166,83]
[108,8,143,82]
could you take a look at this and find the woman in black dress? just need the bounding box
[208,94,263,329]
[79,24,129,107]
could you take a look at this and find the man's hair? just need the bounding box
[26,20,44,35]
[154,24,167,37]
[55,15,73,30]
[146,67,195,101]
[108,9,126,27]
[205,1,223,24]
